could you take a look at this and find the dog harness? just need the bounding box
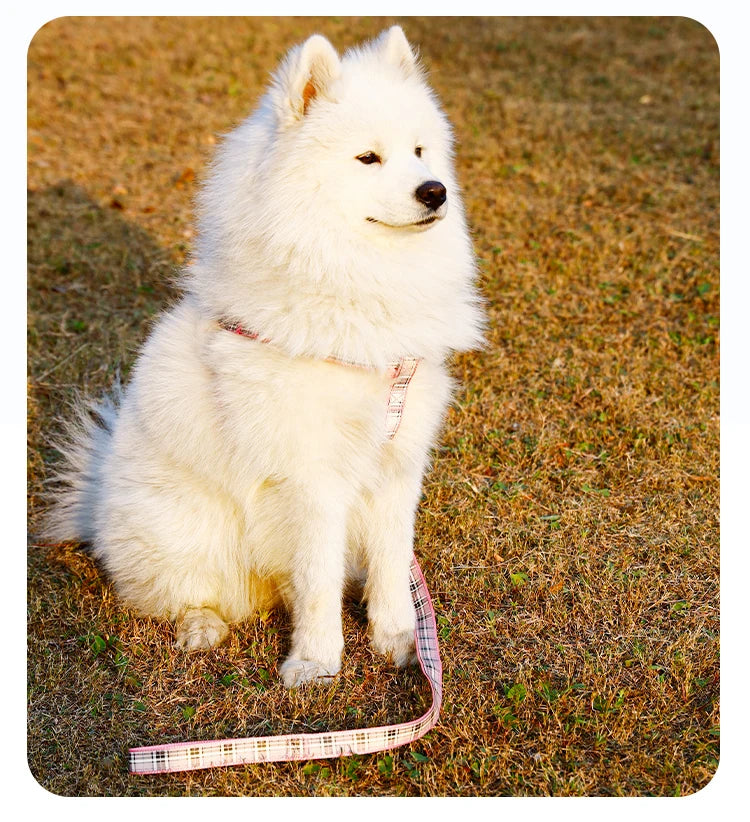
[127,320,441,774]
[217,319,421,439]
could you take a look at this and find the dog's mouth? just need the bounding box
[366,213,443,229]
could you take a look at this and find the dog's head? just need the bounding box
[267,26,456,236]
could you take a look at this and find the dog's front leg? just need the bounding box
[279,492,347,688]
[361,469,423,668]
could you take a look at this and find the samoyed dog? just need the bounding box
[46,26,484,687]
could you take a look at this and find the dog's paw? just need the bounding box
[371,628,417,668]
[175,607,229,651]
[279,657,340,688]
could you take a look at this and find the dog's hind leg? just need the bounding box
[175,606,229,650]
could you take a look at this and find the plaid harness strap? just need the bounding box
[217,320,420,439]
[128,557,442,774]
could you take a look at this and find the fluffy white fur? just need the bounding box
[46,26,484,687]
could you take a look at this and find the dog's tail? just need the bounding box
[41,378,123,545]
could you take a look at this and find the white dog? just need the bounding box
[46,26,484,687]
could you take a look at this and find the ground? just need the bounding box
[27,16,719,796]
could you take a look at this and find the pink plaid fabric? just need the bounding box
[128,557,442,774]
[384,357,420,439]
[217,319,420,439]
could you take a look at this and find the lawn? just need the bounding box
[27,16,719,796]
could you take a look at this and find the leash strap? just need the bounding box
[128,556,442,774]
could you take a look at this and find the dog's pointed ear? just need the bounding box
[274,34,341,124]
[376,26,419,77]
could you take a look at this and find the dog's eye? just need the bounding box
[356,151,381,165]
[415,146,423,158]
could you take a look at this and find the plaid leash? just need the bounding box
[128,556,442,774]
[127,322,438,774]
[217,320,420,439]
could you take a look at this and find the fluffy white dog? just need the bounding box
[46,26,484,687]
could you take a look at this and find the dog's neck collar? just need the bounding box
[217,319,420,439]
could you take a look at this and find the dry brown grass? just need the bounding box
[27,16,719,796]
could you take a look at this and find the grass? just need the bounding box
[27,16,719,797]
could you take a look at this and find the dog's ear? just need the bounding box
[375,26,419,77]
[273,34,340,124]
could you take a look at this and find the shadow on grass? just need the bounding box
[27,179,180,525]
[27,180,179,400]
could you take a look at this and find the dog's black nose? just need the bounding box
[414,180,447,211]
